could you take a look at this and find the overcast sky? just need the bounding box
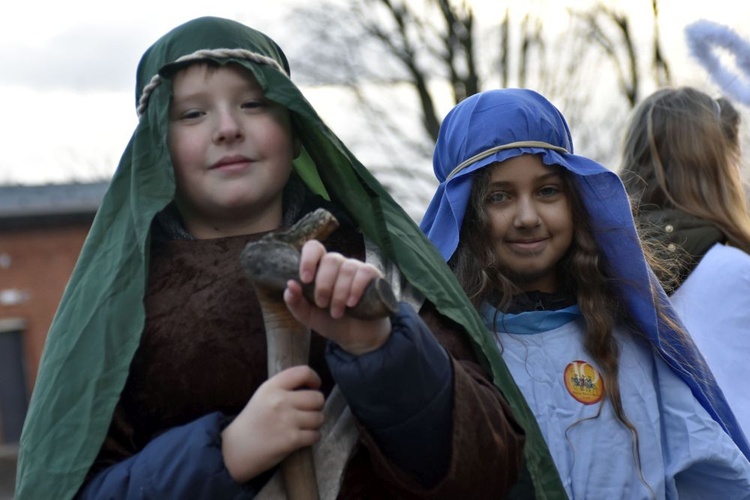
[2,0,750,185]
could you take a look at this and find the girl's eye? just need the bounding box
[487,191,510,204]
[538,185,561,197]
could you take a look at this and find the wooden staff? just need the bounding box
[240,208,397,499]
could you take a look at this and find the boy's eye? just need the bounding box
[241,99,268,110]
[180,110,204,120]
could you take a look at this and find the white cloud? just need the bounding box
[0,23,148,92]
[3,0,750,186]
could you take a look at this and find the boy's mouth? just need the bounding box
[211,155,252,170]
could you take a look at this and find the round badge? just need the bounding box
[564,360,604,405]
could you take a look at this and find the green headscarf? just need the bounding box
[16,16,565,499]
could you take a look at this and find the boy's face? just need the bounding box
[484,154,573,293]
[168,63,295,237]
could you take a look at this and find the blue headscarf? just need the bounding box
[420,88,750,458]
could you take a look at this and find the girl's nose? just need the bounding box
[213,111,244,144]
[514,198,542,228]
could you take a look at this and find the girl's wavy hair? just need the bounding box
[449,162,684,497]
[619,86,750,254]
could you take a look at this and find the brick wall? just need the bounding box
[0,225,90,393]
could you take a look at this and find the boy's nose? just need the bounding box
[213,112,244,144]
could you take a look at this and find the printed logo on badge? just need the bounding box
[564,360,604,404]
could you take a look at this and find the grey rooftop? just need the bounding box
[0,182,109,219]
[0,182,109,229]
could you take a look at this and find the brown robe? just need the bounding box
[88,224,525,498]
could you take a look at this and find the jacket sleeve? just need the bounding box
[325,301,454,486]
[327,300,526,498]
[77,412,259,499]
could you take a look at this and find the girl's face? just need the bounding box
[484,154,573,293]
[168,63,296,238]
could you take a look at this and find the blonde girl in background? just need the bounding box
[620,86,750,438]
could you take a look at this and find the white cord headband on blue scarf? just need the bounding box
[446,141,569,181]
[420,88,750,458]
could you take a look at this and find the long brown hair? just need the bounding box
[450,162,677,494]
[619,87,750,253]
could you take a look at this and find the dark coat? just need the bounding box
[79,222,525,499]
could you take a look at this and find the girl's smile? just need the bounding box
[485,154,573,293]
[506,237,550,253]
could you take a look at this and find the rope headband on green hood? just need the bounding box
[136,48,289,117]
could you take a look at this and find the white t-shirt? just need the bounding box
[671,242,750,439]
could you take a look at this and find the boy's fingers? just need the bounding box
[272,365,322,391]
[329,259,358,317]
[346,265,383,308]
[298,240,327,284]
[295,410,325,431]
[311,252,346,308]
[295,429,322,448]
[283,279,307,311]
[291,390,326,413]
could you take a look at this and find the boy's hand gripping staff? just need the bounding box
[240,208,397,499]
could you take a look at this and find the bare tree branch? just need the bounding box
[651,0,671,86]
[279,0,672,210]
[573,6,639,106]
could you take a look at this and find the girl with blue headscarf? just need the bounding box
[421,88,750,498]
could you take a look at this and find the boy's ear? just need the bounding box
[293,137,302,159]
